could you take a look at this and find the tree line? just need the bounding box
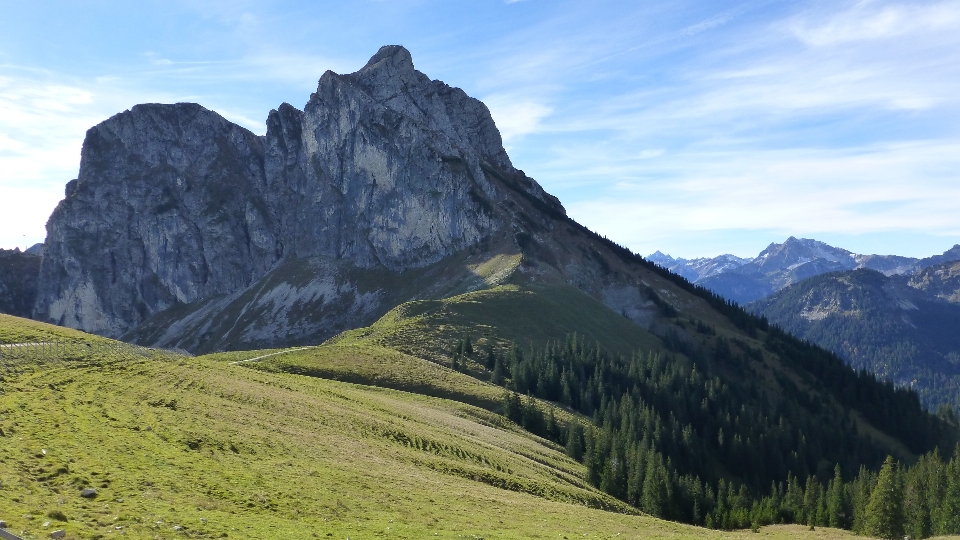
[450,333,959,537]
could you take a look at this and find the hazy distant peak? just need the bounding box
[647,251,679,265]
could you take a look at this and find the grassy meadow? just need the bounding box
[2,315,956,539]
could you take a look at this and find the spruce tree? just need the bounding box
[827,464,852,529]
[941,450,960,535]
[864,456,905,540]
[565,422,585,462]
[491,357,506,385]
[641,453,671,519]
[905,454,933,540]
[803,475,820,528]
[485,348,496,369]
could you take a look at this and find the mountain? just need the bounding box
[35,45,566,352]
[916,244,960,272]
[20,45,959,534]
[0,247,41,318]
[749,261,960,412]
[646,251,749,282]
[653,237,954,305]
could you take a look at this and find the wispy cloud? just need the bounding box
[787,0,960,47]
[483,95,553,145]
[2,0,958,259]
[0,70,115,248]
[563,140,960,257]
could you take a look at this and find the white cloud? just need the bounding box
[482,95,553,143]
[0,69,182,250]
[788,1,960,47]
[562,141,960,257]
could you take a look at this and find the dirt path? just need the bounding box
[228,347,315,365]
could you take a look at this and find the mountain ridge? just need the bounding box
[749,260,960,413]
[650,237,959,305]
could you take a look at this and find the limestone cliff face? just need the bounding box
[35,46,562,340]
[34,103,277,336]
[262,46,508,269]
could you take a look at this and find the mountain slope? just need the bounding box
[749,262,960,412]
[0,313,868,540]
[263,275,956,520]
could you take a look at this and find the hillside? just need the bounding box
[749,262,960,413]
[264,279,959,530]
[0,314,886,540]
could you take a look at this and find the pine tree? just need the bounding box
[827,464,852,529]
[940,449,960,535]
[545,406,558,440]
[641,453,671,519]
[491,357,505,385]
[904,454,934,540]
[803,475,820,528]
[864,456,905,540]
[784,472,804,524]
[485,348,496,369]
[565,422,585,462]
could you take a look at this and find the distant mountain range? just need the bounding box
[651,238,960,413]
[649,237,960,305]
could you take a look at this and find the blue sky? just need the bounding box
[2,0,959,259]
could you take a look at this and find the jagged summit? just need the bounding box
[358,44,416,75]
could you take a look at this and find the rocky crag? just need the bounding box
[34,46,663,353]
[0,246,42,318]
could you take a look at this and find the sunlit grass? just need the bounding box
[0,315,938,539]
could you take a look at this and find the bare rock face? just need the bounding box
[35,103,277,336]
[0,247,41,318]
[262,45,507,269]
[35,46,562,342]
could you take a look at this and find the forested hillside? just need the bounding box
[750,264,960,413]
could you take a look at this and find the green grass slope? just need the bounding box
[0,314,114,345]
[0,315,891,540]
[238,343,508,412]
[328,283,663,365]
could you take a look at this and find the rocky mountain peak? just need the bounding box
[33,46,564,343]
[358,44,416,77]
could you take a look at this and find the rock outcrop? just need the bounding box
[0,247,41,318]
[35,46,572,348]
